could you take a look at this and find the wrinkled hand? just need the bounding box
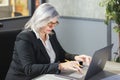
[59,61,82,73]
[74,55,92,66]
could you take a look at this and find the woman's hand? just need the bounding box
[58,61,82,73]
[74,55,92,66]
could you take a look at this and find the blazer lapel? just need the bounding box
[30,31,50,62]
[36,39,50,62]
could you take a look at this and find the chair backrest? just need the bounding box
[0,29,21,80]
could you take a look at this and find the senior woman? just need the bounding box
[5,3,91,80]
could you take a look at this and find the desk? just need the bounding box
[32,61,120,80]
[89,61,120,80]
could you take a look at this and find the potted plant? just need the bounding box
[99,0,120,62]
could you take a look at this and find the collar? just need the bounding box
[32,28,49,41]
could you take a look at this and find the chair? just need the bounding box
[0,29,21,80]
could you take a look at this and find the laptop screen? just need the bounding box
[85,44,113,80]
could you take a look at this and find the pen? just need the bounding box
[65,59,83,68]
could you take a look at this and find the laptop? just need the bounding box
[33,44,113,80]
[84,44,113,80]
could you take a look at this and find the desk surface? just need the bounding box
[104,61,120,73]
[89,61,120,80]
[33,61,120,80]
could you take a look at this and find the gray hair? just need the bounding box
[24,3,59,32]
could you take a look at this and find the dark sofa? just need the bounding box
[0,29,21,80]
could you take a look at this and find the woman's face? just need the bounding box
[39,17,59,34]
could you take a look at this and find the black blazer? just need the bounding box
[5,29,77,80]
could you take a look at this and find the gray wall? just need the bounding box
[47,0,105,19]
[55,17,107,57]
[0,0,114,60]
[47,0,109,57]
[0,17,108,57]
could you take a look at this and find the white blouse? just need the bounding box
[33,30,56,63]
[43,36,56,63]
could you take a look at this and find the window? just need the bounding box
[0,0,34,20]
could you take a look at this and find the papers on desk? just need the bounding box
[101,74,120,80]
[32,74,70,80]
